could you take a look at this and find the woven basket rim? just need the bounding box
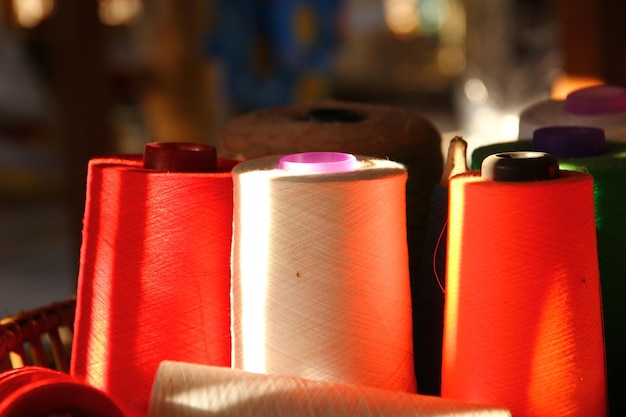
[0,297,76,357]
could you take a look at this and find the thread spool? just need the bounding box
[442,152,607,416]
[0,366,125,417]
[415,137,468,396]
[518,85,626,140]
[71,143,237,417]
[218,100,443,388]
[231,153,416,393]
[471,128,626,415]
[472,126,612,169]
[148,360,512,417]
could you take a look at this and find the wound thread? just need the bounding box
[147,361,512,417]
[442,169,607,416]
[231,155,417,393]
[71,150,237,417]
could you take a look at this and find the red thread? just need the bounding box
[0,366,125,417]
[432,219,447,294]
[71,154,237,417]
[442,170,607,416]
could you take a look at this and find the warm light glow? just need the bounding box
[12,0,54,28]
[383,0,421,38]
[462,106,520,159]
[472,107,497,131]
[442,191,461,368]
[464,78,488,104]
[437,45,465,76]
[98,0,143,26]
[551,74,604,100]
[167,376,286,413]
[235,172,272,373]
[499,113,520,139]
[438,0,465,38]
[9,351,25,367]
[84,166,122,392]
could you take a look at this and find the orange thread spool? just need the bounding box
[442,152,607,416]
[71,143,236,417]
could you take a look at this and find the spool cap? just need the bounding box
[564,85,626,115]
[279,152,358,174]
[481,151,559,182]
[143,142,217,173]
[533,126,606,158]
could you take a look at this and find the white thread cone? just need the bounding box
[518,98,626,140]
[231,156,416,392]
[148,361,511,417]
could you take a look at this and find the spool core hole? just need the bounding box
[302,108,364,123]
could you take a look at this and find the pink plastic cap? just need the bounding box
[565,85,626,115]
[143,142,217,173]
[279,152,358,174]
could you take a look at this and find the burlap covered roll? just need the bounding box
[218,99,443,393]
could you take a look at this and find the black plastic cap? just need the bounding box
[481,151,560,182]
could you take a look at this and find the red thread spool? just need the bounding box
[71,142,237,417]
[442,152,607,416]
[0,366,125,417]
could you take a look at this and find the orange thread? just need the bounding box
[71,156,237,417]
[442,170,607,416]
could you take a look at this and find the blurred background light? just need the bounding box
[98,0,143,26]
[12,0,54,28]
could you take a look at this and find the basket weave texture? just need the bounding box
[0,298,76,373]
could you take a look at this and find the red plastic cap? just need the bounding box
[565,85,626,115]
[143,142,217,173]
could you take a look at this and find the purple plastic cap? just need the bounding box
[564,85,626,115]
[279,152,358,174]
[143,142,217,173]
[533,126,606,158]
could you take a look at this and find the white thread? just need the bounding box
[231,156,417,393]
[518,99,626,141]
[148,361,512,417]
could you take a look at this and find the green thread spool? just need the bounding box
[471,129,626,416]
